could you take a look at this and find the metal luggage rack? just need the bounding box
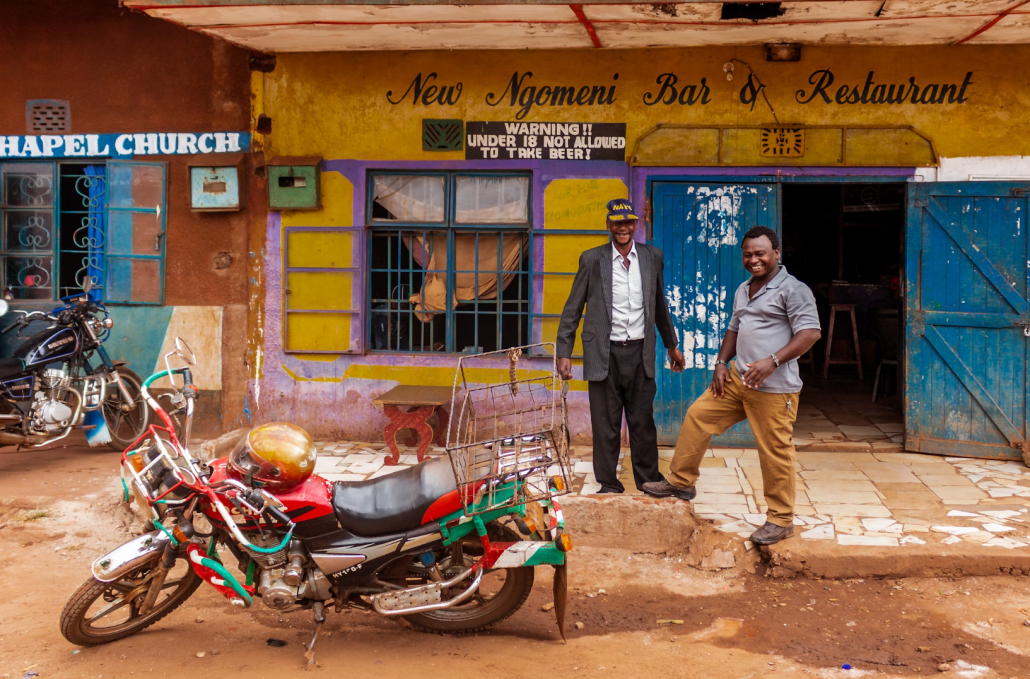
[444,343,573,518]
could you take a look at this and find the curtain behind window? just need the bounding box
[407,233,526,322]
[372,175,445,222]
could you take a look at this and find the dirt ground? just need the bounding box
[2,441,1029,679]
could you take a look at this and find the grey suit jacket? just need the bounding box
[556,242,678,382]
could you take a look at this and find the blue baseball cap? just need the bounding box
[606,199,638,222]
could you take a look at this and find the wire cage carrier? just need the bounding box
[444,343,573,517]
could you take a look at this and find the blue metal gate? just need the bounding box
[905,182,1030,459]
[651,181,779,446]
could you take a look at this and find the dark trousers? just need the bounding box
[587,341,663,492]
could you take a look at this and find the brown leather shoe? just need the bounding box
[641,479,696,501]
[749,521,794,545]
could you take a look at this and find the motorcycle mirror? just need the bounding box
[82,277,92,294]
[0,300,8,317]
[173,337,196,366]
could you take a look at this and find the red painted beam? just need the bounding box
[955,0,1030,45]
[569,4,602,48]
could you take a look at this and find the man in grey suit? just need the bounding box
[556,199,686,493]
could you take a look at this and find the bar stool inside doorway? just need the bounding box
[822,304,863,379]
[372,385,452,465]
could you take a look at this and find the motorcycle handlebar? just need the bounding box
[180,368,197,395]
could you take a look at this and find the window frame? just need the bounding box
[0,159,168,305]
[366,170,533,355]
[282,226,365,355]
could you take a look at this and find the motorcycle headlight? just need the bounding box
[102,317,114,329]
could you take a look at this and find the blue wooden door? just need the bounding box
[651,181,779,446]
[905,182,1030,459]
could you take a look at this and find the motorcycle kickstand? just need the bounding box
[304,601,326,669]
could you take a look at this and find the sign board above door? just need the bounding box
[631,125,936,167]
[0,132,251,159]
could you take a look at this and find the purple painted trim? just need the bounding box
[321,159,629,229]
[631,166,917,232]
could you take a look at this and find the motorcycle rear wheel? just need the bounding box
[102,367,150,452]
[60,556,200,646]
[382,525,535,634]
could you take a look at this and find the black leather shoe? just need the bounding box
[749,521,795,545]
[597,487,623,494]
[641,479,696,501]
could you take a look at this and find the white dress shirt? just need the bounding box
[610,243,645,341]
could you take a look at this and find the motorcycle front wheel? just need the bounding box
[102,367,150,451]
[379,524,535,634]
[60,556,200,646]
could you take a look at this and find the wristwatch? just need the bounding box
[715,360,729,368]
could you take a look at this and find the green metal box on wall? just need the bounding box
[267,156,321,210]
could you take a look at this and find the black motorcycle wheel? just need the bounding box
[380,524,535,634]
[60,556,201,646]
[102,367,150,451]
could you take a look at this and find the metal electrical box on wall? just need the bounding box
[188,154,244,212]
[267,157,321,210]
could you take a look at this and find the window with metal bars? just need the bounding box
[368,172,531,353]
[0,161,166,303]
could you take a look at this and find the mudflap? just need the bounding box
[84,409,111,447]
[481,540,568,640]
[553,561,568,641]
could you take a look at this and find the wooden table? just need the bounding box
[372,385,454,465]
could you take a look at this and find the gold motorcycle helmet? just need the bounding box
[227,422,317,492]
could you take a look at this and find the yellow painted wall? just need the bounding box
[258,44,1030,372]
[262,45,1030,161]
[539,178,625,353]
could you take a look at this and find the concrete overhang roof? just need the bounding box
[122,1,1030,51]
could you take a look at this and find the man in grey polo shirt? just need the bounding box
[643,226,822,546]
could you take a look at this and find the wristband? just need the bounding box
[770,353,780,368]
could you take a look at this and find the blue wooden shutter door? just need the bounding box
[905,182,1030,459]
[651,181,778,446]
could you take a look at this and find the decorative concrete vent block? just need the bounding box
[422,119,463,151]
[27,99,70,133]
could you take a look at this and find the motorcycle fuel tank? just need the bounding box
[203,459,336,537]
[17,327,80,367]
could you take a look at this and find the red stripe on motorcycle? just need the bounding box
[421,489,463,524]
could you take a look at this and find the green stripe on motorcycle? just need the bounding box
[522,543,566,567]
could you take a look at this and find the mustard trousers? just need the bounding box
[669,367,800,527]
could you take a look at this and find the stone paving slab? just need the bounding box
[309,438,1030,556]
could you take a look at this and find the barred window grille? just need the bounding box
[0,161,167,304]
[368,172,531,354]
[27,100,71,133]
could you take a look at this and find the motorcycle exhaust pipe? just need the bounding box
[372,566,484,616]
[0,431,26,445]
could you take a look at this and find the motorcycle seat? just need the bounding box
[0,358,25,379]
[331,457,458,536]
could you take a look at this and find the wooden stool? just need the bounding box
[372,385,453,465]
[822,304,863,379]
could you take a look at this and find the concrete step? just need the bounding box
[561,494,1030,580]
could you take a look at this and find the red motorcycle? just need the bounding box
[60,341,573,666]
